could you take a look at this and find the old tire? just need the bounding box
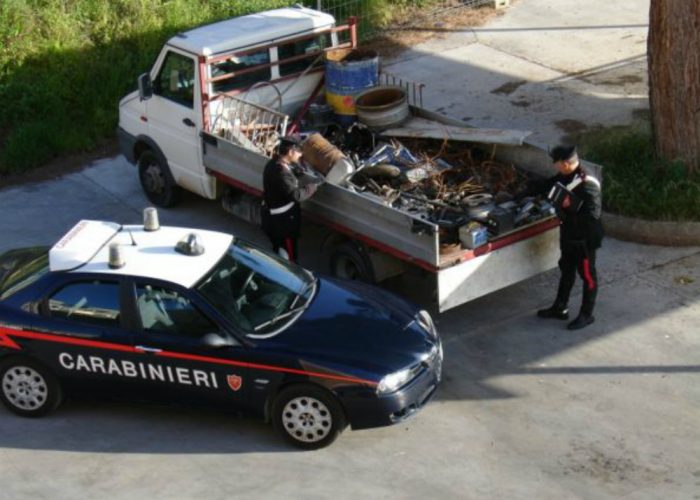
[272,384,346,450]
[0,358,63,417]
[138,150,181,207]
[330,242,375,283]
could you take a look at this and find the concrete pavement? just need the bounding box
[1,1,699,499]
[386,0,649,146]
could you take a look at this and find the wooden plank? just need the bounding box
[380,116,532,146]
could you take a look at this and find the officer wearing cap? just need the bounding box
[261,136,321,262]
[533,145,604,330]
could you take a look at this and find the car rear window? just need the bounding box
[0,247,50,300]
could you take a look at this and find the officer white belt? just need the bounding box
[269,201,294,215]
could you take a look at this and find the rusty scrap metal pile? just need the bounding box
[326,133,556,247]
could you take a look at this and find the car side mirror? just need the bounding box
[138,73,153,101]
[201,332,235,348]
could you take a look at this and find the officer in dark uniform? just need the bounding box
[261,136,321,262]
[534,145,604,330]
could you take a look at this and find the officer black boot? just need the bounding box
[567,313,594,330]
[567,280,597,330]
[537,303,569,320]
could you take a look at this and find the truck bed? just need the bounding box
[201,105,566,310]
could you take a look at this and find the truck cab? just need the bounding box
[118,6,343,205]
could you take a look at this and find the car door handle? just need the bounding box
[182,118,195,127]
[135,345,162,354]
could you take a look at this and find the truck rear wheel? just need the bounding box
[330,241,376,283]
[138,150,181,207]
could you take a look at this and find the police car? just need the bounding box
[0,211,441,449]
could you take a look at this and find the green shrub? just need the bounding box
[580,125,700,222]
[0,0,453,173]
[0,0,305,173]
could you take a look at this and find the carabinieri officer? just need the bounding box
[535,145,604,330]
[262,135,321,262]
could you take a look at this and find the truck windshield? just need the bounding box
[196,240,315,335]
[0,247,50,301]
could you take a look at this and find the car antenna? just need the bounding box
[127,229,138,246]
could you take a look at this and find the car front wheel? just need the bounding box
[0,358,63,417]
[272,384,346,450]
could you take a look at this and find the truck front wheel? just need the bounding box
[138,150,181,207]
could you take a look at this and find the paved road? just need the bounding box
[1,1,699,499]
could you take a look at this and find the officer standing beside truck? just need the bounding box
[532,145,604,330]
[262,136,322,262]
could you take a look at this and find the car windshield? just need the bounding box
[196,240,316,336]
[0,247,50,301]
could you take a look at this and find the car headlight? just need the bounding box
[416,309,437,338]
[377,368,413,394]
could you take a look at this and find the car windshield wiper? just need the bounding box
[253,305,308,332]
[289,278,316,310]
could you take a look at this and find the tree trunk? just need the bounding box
[648,0,700,175]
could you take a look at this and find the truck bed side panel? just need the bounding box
[202,132,268,193]
[305,185,439,266]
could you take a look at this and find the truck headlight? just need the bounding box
[377,368,413,394]
[416,310,437,338]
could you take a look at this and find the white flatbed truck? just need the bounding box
[118,6,570,312]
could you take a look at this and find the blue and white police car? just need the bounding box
[0,212,442,448]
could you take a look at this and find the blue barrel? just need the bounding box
[325,49,379,126]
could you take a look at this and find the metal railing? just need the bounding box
[210,95,289,158]
[380,71,425,108]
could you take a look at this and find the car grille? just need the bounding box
[406,342,442,383]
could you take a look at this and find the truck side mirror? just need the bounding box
[138,73,153,101]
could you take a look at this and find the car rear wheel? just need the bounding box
[138,150,181,207]
[272,384,346,450]
[0,358,62,417]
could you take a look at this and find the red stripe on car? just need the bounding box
[0,326,377,387]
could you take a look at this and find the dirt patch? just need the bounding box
[600,74,643,86]
[555,119,590,144]
[560,438,672,486]
[556,119,588,134]
[510,99,531,108]
[364,5,501,59]
[0,138,119,190]
[491,80,527,96]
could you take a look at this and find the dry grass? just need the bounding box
[364,4,503,59]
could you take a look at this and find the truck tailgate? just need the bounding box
[436,224,560,311]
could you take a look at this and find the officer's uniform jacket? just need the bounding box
[530,166,604,250]
[262,158,316,240]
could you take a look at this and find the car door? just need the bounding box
[147,48,204,192]
[127,279,250,410]
[36,277,145,395]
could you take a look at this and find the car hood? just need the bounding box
[273,277,435,376]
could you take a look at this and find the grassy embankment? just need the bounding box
[0,0,437,175]
[580,124,700,221]
[0,0,317,173]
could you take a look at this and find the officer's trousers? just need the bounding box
[555,243,598,316]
